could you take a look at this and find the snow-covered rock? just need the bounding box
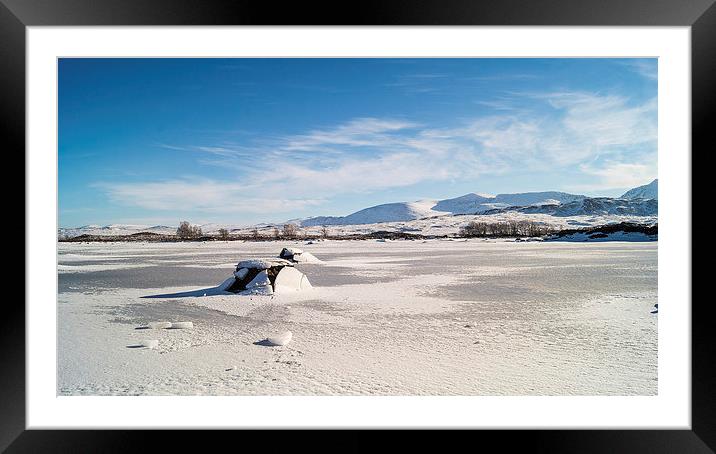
[245,270,271,289]
[274,266,312,292]
[279,247,322,263]
[223,256,312,295]
[218,277,237,292]
[237,258,292,269]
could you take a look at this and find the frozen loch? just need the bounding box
[57,240,657,396]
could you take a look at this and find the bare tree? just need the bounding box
[177,221,192,239]
[321,225,329,239]
[282,223,299,239]
[272,227,280,240]
[251,228,260,241]
[217,228,229,240]
[459,220,550,238]
[177,221,202,239]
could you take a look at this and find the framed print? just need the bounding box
[5,0,712,451]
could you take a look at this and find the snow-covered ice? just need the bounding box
[58,239,657,396]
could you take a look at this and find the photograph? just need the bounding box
[56,57,659,397]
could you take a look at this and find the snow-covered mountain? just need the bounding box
[621,179,658,200]
[299,200,446,227]
[299,191,588,227]
[434,191,586,214]
[58,224,176,238]
[482,197,657,217]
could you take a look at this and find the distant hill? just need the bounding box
[481,197,657,217]
[299,191,588,227]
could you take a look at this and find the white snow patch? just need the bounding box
[266,331,293,346]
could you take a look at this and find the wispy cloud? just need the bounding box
[282,118,419,152]
[572,160,658,191]
[621,59,658,81]
[100,90,656,215]
[384,73,449,94]
[97,178,324,214]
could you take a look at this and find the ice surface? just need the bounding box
[58,240,657,396]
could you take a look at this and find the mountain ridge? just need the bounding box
[59,180,658,236]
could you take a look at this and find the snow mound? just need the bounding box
[266,331,293,346]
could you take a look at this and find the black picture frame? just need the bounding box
[4,0,711,451]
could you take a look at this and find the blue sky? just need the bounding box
[58,58,657,227]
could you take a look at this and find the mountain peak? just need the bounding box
[621,179,658,200]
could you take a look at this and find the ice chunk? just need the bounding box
[266,331,292,346]
[146,321,172,329]
[279,247,303,259]
[218,277,237,292]
[274,266,313,293]
[170,322,193,329]
[273,266,303,293]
